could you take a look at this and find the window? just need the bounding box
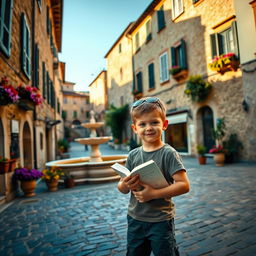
[192,0,200,3]
[73,111,77,119]
[159,52,169,83]
[210,21,239,59]
[40,133,43,150]
[146,19,152,42]
[135,32,140,52]
[35,44,40,88]
[21,14,31,79]
[171,39,187,69]
[148,63,155,89]
[62,110,67,120]
[134,71,143,94]
[119,43,122,53]
[172,0,184,19]
[120,67,123,80]
[37,0,42,11]
[157,5,165,32]
[0,0,13,56]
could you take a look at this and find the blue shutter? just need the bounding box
[157,6,165,31]
[210,34,217,59]
[136,72,143,93]
[0,0,13,56]
[180,39,188,69]
[171,47,177,67]
[148,63,155,89]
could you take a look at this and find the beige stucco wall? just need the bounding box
[106,32,134,107]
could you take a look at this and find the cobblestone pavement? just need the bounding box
[0,143,256,256]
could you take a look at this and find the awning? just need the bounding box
[167,112,188,124]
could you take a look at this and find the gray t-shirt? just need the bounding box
[125,144,186,222]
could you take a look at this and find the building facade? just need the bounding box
[0,0,64,202]
[105,0,255,161]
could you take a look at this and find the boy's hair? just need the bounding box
[131,97,166,123]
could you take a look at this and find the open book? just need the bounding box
[111,160,169,189]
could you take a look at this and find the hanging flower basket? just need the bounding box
[0,77,19,106]
[209,53,240,75]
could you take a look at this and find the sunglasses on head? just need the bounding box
[132,97,160,109]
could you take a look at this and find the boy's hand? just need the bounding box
[132,182,156,203]
[123,174,140,191]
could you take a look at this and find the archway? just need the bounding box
[0,119,4,156]
[23,122,32,169]
[200,106,215,151]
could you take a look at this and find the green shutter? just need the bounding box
[21,14,26,71]
[136,72,143,93]
[180,39,188,69]
[148,63,155,89]
[171,47,177,67]
[210,33,217,58]
[35,44,39,88]
[0,0,13,56]
[157,6,165,31]
[42,62,46,99]
[231,21,239,59]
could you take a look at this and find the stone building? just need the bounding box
[88,70,108,121]
[61,67,90,139]
[105,0,255,161]
[0,0,64,202]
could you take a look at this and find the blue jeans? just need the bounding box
[126,215,180,256]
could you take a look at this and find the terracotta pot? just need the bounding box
[0,161,10,174]
[214,153,225,167]
[8,159,16,172]
[20,180,37,197]
[46,179,59,192]
[198,156,206,165]
[172,69,188,82]
[64,178,75,188]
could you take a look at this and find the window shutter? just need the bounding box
[180,39,188,69]
[210,33,217,58]
[42,62,46,98]
[231,21,239,59]
[136,72,143,93]
[157,6,165,31]
[35,44,39,88]
[21,14,26,71]
[171,47,177,67]
[46,6,50,34]
[148,63,155,89]
[217,33,224,55]
[0,0,13,56]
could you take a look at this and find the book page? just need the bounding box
[111,163,131,178]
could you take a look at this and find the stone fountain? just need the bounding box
[46,111,127,183]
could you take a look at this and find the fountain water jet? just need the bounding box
[46,111,127,183]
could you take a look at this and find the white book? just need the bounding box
[111,160,169,189]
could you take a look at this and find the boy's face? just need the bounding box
[131,110,168,146]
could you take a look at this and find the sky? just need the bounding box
[59,0,150,92]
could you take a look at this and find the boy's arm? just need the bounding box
[118,175,140,194]
[132,170,190,203]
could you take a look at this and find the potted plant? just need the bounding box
[13,168,43,197]
[197,145,207,165]
[57,139,70,154]
[0,77,19,106]
[223,133,243,163]
[184,75,212,102]
[210,118,226,166]
[64,173,75,188]
[0,157,17,174]
[41,167,64,192]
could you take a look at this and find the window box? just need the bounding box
[209,53,240,75]
[171,69,188,82]
[18,99,35,111]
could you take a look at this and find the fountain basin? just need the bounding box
[82,122,104,129]
[46,155,128,183]
[75,137,111,145]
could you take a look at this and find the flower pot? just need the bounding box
[64,178,75,188]
[0,161,10,174]
[20,180,37,197]
[18,99,35,111]
[214,153,225,167]
[172,69,188,82]
[8,159,16,172]
[46,179,59,192]
[198,156,206,165]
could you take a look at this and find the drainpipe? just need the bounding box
[32,0,38,169]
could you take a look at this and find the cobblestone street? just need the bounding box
[0,143,256,256]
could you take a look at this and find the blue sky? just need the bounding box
[59,0,150,92]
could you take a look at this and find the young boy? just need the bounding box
[118,97,190,256]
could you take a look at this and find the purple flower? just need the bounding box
[14,168,43,181]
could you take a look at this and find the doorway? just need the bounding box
[23,122,32,169]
